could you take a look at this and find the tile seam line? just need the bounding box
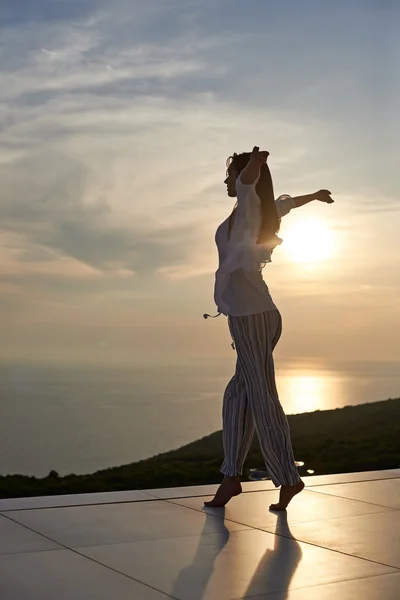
[184,505,398,529]
[166,497,397,531]
[1,474,398,511]
[308,487,399,510]
[0,512,180,600]
[0,508,250,549]
[251,527,399,572]
[1,510,398,594]
[156,487,394,514]
[0,496,160,513]
[162,499,400,571]
[142,474,400,500]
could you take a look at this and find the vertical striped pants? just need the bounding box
[220,309,301,487]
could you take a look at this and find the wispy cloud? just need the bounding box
[0,0,399,362]
[0,6,308,290]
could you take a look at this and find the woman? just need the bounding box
[204,146,333,510]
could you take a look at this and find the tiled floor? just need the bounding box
[0,470,399,600]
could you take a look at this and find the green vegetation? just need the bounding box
[1,398,399,499]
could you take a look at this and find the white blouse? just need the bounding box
[209,175,295,317]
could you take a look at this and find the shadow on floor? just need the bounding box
[243,512,302,599]
[171,509,302,599]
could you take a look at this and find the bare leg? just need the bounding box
[270,480,305,511]
[204,476,242,507]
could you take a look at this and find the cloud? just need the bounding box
[0,39,307,292]
[0,0,399,327]
[0,146,206,275]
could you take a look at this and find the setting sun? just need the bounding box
[282,217,335,263]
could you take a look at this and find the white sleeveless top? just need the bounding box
[213,176,295,317]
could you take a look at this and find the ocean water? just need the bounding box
[0,358,399,478]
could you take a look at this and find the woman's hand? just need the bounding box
[240,146,269,185]
[314,189,334,203]
[250,146,269,166]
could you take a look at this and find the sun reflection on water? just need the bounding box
[276,366,347,415]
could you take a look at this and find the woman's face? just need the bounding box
[224,164,238,197]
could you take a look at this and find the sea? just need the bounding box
[0,358,399,478]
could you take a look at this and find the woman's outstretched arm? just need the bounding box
[292,189,334,208]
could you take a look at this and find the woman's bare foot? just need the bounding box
[270,480,305,511]
[204,476,242,507]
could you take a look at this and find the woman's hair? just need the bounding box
[227,152,280,244]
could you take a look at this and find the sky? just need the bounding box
[0,0,399,366]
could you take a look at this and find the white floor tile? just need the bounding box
[243,571,400,600]
[8,499,249,548]
[170,488,394,530]
[0,548,171,600]
[0,489,153,512]
[279,510,400,569]
[80,527,396,600]
[309,479,400,509]
[0,514,60,556]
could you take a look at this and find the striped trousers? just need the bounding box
[220,309,300,487]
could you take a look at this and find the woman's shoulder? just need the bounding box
[275,195,295,218]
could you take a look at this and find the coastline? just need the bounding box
[1,397,399,499]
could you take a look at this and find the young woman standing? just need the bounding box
[204,146,333,510]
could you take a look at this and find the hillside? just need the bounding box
[1,398,399,498]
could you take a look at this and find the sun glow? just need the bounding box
[277,370,345,414]
[282,217,335,263]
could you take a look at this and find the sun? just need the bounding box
[282,217,335,263]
